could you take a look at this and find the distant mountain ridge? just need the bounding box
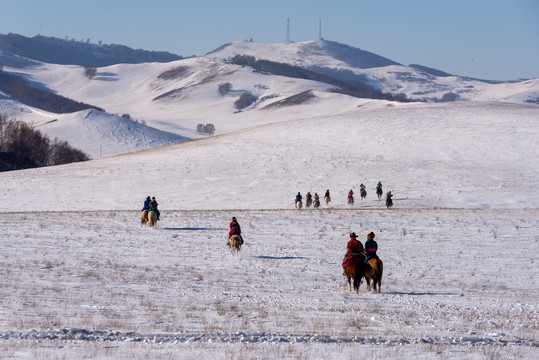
[0,33,537,163]
[0,33,183,67]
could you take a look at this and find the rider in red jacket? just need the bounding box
[229,217,241,237]
[342,232,365,269]
[228,217,243,245]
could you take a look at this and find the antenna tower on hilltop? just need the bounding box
[319,19,323,40]
[286,18,290,43]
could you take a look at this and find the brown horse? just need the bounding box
[344,256,365,293]
[140,210,148,227]
[148,210,158,227]
[364,258,383,293]
[360,189,367,200]
[228,235,243,253]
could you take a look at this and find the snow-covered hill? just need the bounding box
[1,39,537,160]
[2,102,537,212]
[208,40,539,104]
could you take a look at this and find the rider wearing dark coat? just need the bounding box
[149,197,160,220]
[295,192,302,204]
[324,190,331,201]
[365,232,378,261]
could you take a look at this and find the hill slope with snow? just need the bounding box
[1,38,538,160]
[2,102,537,211]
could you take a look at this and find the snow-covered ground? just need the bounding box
[0,101,538,359]
[0,209,537,359]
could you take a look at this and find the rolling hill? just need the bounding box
[0,36,538,161]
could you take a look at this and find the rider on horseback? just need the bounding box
[141,196,150,212]
[149,197,160,220]
[342,232,365,271]
[324,189,331,203]
[295,192,302,206]
[365,232,378,261]
[229,216,243,244]
[348,189,354,204]
[306,192,312,207]
[376,182,383,200]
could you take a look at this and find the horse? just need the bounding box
[306,197,312,208]
[347,195,354,205]
[360,189,367,200]
[228,234,243,253]
[313,199,320,208]
[386,197,393,209]
[148,210,158,227]
[344,256,365,293]
[140,210,148,227]
[376,188,383,200]
[324,196,331,206]
[296,200,302,210]
[364,258,383,293]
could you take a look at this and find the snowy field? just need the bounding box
[0,209,537,359]
[0,101,538,359]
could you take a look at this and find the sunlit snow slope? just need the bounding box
[2,102,537,211]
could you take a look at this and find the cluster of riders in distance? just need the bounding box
[294,182,393,209]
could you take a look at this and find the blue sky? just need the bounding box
[1,0,537,80]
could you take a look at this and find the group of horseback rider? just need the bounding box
[296,191,327,208]
[141,196,160,220]
[295,182,393,208]
[342,231,379,270]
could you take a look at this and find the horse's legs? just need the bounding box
[347,277,352,292]
[353,277,360,294]
[366,278,371,291]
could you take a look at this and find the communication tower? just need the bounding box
[286,18,290,43]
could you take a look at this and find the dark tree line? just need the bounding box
[0,113,89,171]
[0,33,183,67]
[229,55,412,102]
[0,71,103,113]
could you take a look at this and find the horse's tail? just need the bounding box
[375,259,383,275]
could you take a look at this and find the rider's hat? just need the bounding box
[232,217,237,221]
[350,232,357,238]
[367,232,375,239]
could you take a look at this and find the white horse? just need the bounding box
[228,235,243,254]
[296,200,302,209]
[148,211,158,227]
[140,210,148,227]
